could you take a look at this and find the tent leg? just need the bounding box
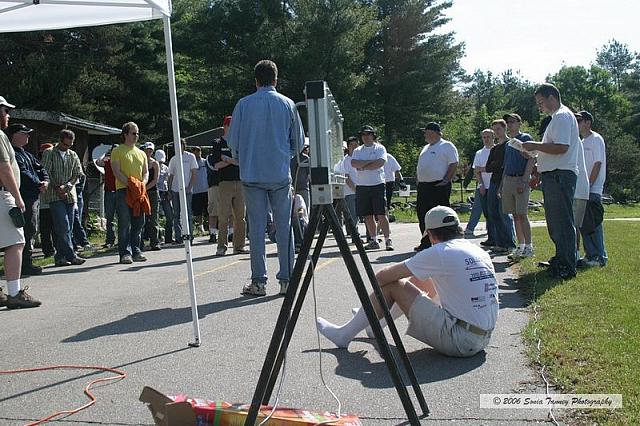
[163,15,201,347]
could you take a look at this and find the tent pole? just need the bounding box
[163,15,201,347]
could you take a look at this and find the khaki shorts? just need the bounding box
[501,175,530,215]
[573,198,588,229]
[0,191,25,249]
[207,186,220,217]
[406,293,491,357]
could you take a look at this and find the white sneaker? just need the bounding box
[508,248,523,260]
[520,246,534,258]
[385,239,394,251]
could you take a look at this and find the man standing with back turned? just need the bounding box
[227,60,305,297]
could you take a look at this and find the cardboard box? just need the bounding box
[140,386,362,426]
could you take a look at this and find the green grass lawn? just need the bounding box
[517,222,639,425]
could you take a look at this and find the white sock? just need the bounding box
[7,279,21,297]
[519,244,526,251]
[352,303,404,338]
[316,307,370,348]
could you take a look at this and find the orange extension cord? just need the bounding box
[0,365,127,426]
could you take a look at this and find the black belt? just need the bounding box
[455,318,491,337]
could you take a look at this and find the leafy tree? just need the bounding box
[596,39,638,90]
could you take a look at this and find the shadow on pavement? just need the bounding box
[62,295,280,342]
[303,345,486,387]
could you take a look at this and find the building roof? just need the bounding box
[10,110,121,135]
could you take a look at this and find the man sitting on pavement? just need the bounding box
[7,123,49,276]
[0,95,41,309]
[317,206,498,357]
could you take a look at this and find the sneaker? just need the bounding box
[241,282,266,296]
[364,240,380,250]
[70,257,86,266]
[208,234,217,244]
[480,240,495,247]
[216,246,227,256]
[584,259,604,268]
[279,280,289,295]
[21,264,43,276]
[233,248,250,254]
[55,260,72,267]
[132,253,147,262]
[507,248,523,260]
[150,246,162,251]
[6,287,41,309]
[385,239,394,251]
[120,255,133,264]
[520,247,534,258]
[0,288,7,307]
[464,230,475,238]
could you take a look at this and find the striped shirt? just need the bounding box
[41,145,84,204]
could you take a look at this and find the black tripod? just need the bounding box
[245,199,429,425]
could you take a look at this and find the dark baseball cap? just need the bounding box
[358,125,376,135]
[5,123,33,138]
[576,110,593,122]
[420,122,441,133]
[503,113,522,122]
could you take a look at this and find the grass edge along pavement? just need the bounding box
[517,221,639,425]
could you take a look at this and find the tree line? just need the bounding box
[1,1,639,200]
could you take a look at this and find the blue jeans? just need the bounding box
[487,184,515,249]
[244,181,294,284]
[73,202,89,246]
[116,189,144,257]
[466,187,483,232]
[541,170,577,274]
[104,191,117,245]
[581,192,608,265]
[49,200,76,262]
[171,191,193,242]
[159,191,174,243]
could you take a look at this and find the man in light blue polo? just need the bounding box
[227,60,305,296]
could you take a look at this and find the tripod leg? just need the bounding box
[340,199,430,416]
[245,206,323,425]
[325,205,421,424]
[262,213,331,403]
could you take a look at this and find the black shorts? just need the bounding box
[356,183,387,217]
[191,192,209,217]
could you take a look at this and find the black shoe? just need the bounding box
[0,288,7,307]
[480,240,495,247]
[150,246,162,251]
[208,234,217,243]
[21,264,42,276]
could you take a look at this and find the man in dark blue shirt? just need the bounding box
[501,114,535,260]
[6,124,49,275]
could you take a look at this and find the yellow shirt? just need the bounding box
[111,144,147,190]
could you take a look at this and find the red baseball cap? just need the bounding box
[223,115,232,126]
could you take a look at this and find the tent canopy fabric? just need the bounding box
[0,0,170,33]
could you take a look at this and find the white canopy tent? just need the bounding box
[0,0,202,345]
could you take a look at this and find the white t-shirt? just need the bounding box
[472,146,492,189]
[582,131,606,195]
[404,238,498,331]
[351,143,386,186]
[574,140,590,200]
[335,155,357,196]
[167,151,199,193]
[538,104,580,175]
[383,153,401,182]
[417,139,459,183]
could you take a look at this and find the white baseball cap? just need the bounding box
[154,149,166,162]
[423,206,460,236]
[0,96,16,109]
[142,142,155,151]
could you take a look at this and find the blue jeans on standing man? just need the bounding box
[541,170,577,276]
[243,180,294,285]
[49,200,76,263]
[116,189,145,258]
[104,190,117,245]
[487,184,515,249]
[581,192,608,265]
[171,191,192,242]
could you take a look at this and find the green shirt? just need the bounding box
[41,145,83,204]
[0,131,20,187]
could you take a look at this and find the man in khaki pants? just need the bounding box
[211,116,247,256]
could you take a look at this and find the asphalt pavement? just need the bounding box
[0,222,552,425]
